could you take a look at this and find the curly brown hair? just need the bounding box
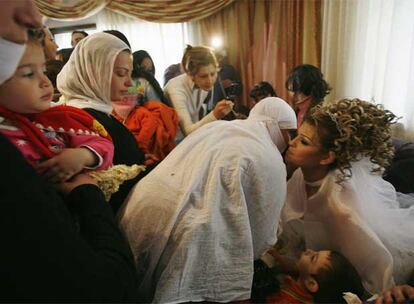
[305,98,398,183]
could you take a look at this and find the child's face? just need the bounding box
[0,43,53,114]
[297,249,332,276]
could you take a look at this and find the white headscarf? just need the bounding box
[0,38,26,85]
[248,97,297,152]
[57,32,130,114]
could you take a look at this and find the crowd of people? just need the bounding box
[1,1,414,303]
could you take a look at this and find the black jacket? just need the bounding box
[0,134,138,302]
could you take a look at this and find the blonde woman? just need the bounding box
[164,45,233,141]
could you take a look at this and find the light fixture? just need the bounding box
[211,36,223,49]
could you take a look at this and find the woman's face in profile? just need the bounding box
[191,64,217,91]
[43,29,58,60]
[111,51,133,101]
[286,122,327,168]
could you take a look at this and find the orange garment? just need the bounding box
[113,101,178,162]
[266,276,313,304]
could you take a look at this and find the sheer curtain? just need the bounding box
[322,0,414,139]
[95,9,193,84]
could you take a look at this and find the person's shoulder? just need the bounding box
[164,74,189,92]
[167,73,187,85]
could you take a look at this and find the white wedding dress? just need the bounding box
[281,159,414,294]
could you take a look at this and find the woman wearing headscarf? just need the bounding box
[118,97,297,303]
[131,50,169,105]
[111,49,179,164]
[57,32,146,213]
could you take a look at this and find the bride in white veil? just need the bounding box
[279,98,414,295]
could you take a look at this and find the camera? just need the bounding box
[225,82,242,102]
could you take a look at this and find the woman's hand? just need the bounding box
[375,285,414,304]
[213,99,234,119]
[38,148,97,183]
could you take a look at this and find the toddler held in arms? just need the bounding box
[0,29,129,192]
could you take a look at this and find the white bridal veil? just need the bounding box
[282,158,414,294]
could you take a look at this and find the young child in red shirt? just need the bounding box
[254,249,364,304]
[0,29,113,184]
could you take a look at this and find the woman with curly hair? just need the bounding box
[278,98,414,296]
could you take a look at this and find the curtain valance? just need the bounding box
[35,0,235,22]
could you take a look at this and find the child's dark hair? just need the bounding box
[285,64,331,107]
[27,28,45,46]
[249,81,277,99]
[312,251,364,303]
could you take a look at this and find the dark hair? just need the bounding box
[132,50,155,76]
[182,45,218,76]
[45,60,64,88]
[71,30,88,38]
[103,30,131,48]
[27,28,45,46]
[56,48,73,64]
[285,64,331,107]
[131,50,169,105]
[249,81,277,99]
[312,251,364,303]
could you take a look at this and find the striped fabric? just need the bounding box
[35,0,108,20]
[35,0,235,22]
